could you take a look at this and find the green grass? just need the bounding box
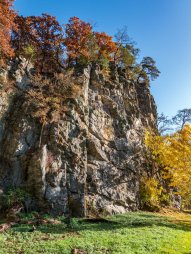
[0,211,191,254]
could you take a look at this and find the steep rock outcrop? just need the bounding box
[0,59,157,216]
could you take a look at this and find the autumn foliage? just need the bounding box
[94,32,117,61]
[0,0,17,66]
[64,17,117,65]
[65,17,93,63]
[12,14,64,72]
[145,124,191,207]
[11,14,118,71]
[0,0,159,85]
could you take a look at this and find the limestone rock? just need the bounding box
[0,60,157,216]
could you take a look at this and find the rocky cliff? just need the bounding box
[0,58,157,216]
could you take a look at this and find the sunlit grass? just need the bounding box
[0,211,191,254]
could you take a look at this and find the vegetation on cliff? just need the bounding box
[0,0,17,66]
[0,0,160,86]
[0,0,190,214]
[0,0,160,130]
[0,1,191,254]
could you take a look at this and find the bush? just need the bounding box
[0,188,30,211]
[24,71,83,125]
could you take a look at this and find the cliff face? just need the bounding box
[0,59,157,216]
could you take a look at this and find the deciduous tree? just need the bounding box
[0,0,17,66]
[12,14,64,73]
[172,108,191,130]
[114,26,138,68]
[65,17,93,65]
[94,32,117,62]
[145,124,191,206]
[157,113,172,135]
[65,17,117,66]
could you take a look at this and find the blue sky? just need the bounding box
[14,0,191,117]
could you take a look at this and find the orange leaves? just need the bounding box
[0,9,122,71]
[0,0,17,65]
[0,1,130,71]
[65,17,117,64]
[12,14,64,72]
[65,17,93,61]
[94,32,117,60]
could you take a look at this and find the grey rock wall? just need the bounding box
[0,59,157,216]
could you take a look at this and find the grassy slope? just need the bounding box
[0,210,191,254]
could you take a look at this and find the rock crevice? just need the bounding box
[0,60,157,216]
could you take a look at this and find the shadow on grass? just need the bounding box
[12,212,191,235]
[183,210,191,215]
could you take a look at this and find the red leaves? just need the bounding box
[0,0,17,66]
[94,32,117,60]
[65,17,93,61]
[1,3,118,71]
[12,14,64,72]
[65,17,117,64]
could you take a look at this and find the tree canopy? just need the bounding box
[145,123,191,207]
[0,0,17,66]
[12,14,64,73]
[0,0,160,86]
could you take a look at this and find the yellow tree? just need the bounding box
[145,124,191,205]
